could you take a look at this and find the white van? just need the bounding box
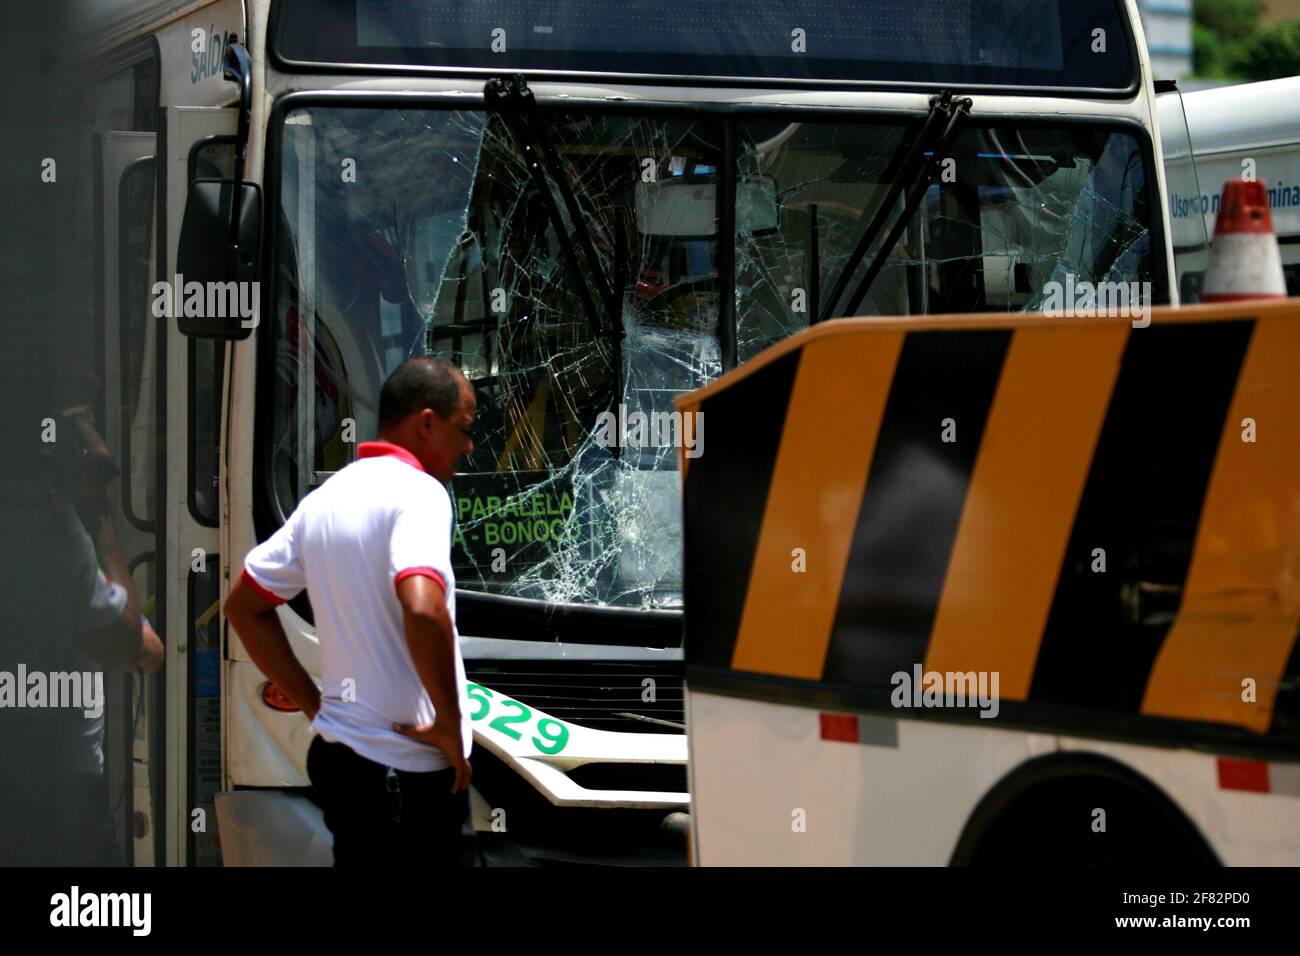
[1162,76,1300,300]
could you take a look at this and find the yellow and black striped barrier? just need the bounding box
[678,300,1300,753]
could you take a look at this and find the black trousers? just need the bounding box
[306,735,469,867]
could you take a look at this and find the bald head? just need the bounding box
[376,357,477,484]
[378,357,467,430]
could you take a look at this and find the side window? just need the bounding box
[117,155,158,530]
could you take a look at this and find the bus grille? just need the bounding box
[465,661,685,734]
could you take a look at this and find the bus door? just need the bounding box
[161,106,238,865]
[97,129,161,866]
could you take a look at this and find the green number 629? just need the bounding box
[465,683,570,755]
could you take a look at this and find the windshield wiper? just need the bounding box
[484,74,629,458]
[615,712,687,730]
[484,75,621,342]
[817,91,972,322]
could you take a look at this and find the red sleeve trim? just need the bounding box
[241,568,288,606]
[394,566,448,594]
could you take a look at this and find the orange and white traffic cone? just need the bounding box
[1201,179,1287,302]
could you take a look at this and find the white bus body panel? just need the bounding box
[690,695,1300,865]
[688,691,1055,866]
[1056,737,1300,866]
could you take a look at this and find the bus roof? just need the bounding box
[1182,77,1300,156]
[72,0,221,61]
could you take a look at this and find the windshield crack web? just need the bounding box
[413,111,724,609]
[277,110,1150,611]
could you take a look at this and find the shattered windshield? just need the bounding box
[268,105,1153,609]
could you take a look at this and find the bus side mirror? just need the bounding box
[174,179,262,340]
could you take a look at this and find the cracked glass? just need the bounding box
[270,107,1153,609]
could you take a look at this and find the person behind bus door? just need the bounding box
[2,381,165,865]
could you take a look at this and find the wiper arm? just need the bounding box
[615,712,687,730]
[839,94,971,319]
[484,75,627,458]
[818,91,954,323]
[817,91,970,322]
[484,75,619,342]
[516,79,621,325]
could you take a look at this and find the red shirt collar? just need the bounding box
[357,441,428,474]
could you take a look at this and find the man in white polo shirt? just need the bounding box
[224,357,476,866]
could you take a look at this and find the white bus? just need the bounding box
[78,0,1183,864]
